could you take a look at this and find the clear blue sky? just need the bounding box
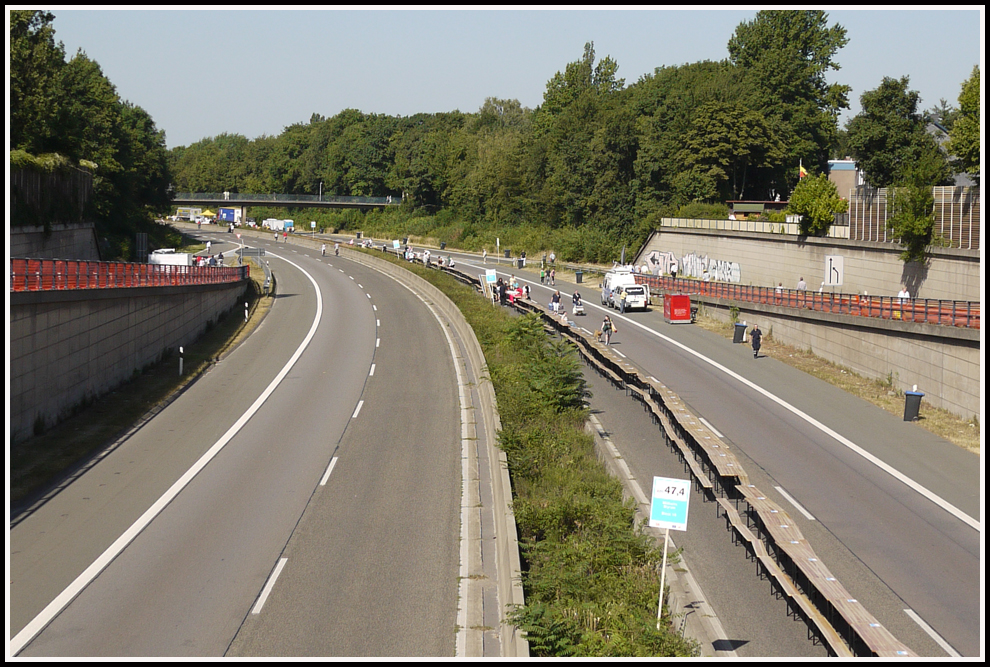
[33,8,984,149]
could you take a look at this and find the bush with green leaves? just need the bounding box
[379,257,698,656]
[787,173,847,236]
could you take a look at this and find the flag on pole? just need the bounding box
[799,162,808,179]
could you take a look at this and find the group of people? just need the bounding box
[195,254,225,267]
[540,267,556,286]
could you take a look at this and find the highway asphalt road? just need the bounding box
[436,248,981,658]
[10,234,462,656]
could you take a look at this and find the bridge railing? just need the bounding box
[635,275,981,330]
[10,258,249,292]
[174,192,399,205]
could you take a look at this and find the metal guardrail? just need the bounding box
[10,258,249,292]
[635,275,980,330]
[429,259,915,657]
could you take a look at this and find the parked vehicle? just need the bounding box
[600,269,650,311]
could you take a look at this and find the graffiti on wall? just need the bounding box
[646,250,741,283]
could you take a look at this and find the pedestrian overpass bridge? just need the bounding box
[173,192,400,211]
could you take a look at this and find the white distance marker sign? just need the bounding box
[649,476,690,531]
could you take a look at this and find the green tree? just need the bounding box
[886,144,945,262]
[9,10,66,155]
[727,10,851,184]
[786,173,847,236]
[845,76,952,188]
[676,100,785,200]
[946,66,980,183]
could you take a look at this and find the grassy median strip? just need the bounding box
[369,252,698,657]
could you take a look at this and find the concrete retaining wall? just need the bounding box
[11,223,102,261]
[637,228,980,302]
[696,298,980,421]
[10,281,248,443]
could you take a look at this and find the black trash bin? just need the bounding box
[733,322,747,344]
[575,270,583,284]
[356,232,362,239]
[517,258,524,269]
[504,249,511,258]
[903,390,924,421]
[440,242,446,250]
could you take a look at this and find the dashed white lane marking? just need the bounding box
[773,486,816,521]
[10,252,325,655]
[351,400,364,419]
[376,338,380,348]
[376,319,380,327]
[369,363,376,377]
[373,305,377,311]
[698,417,723,438]
[251,558,288,614]
[367,293,371,299]
[358,284,363,288]
[903,608,959,656]
[320,457,339,487]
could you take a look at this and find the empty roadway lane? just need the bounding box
[10,239,464,656]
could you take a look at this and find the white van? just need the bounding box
[601,269,650,311]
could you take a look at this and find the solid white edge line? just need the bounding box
[588,413,737,657]
[11,251,325,655]
[903,608,960,656]
[353,261,471,657]
[773,485,816,521]
[613,349,626,358]
[251,558,288,615]
[459,258,978,529]
[320,457,339,487]
[698,417,724,439]
[352,400,364,419]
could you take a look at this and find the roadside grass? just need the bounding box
[693,314,980,455]
[364,249,698,657]
[9,261,273,513]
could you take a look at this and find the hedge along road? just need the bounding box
[440,248,980,658]
[10,238,465,656]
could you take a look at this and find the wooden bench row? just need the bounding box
[499,278,915,657]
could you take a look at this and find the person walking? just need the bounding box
[321,243,326,256]
[619,288,628,314]
[540,268,546,285]
[750,323,762,358]
[550,268,556,286]
[550,290,561,313]
[601,315,615,346]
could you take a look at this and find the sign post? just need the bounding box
[824,255,844,288]
[649,476,691,625]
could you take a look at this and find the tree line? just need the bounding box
[11,11,978,264]
[170,11,978,263]
[10,10,175,260]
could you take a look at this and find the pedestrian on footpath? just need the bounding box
[750,323,762,358]
[550,268,556,286]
